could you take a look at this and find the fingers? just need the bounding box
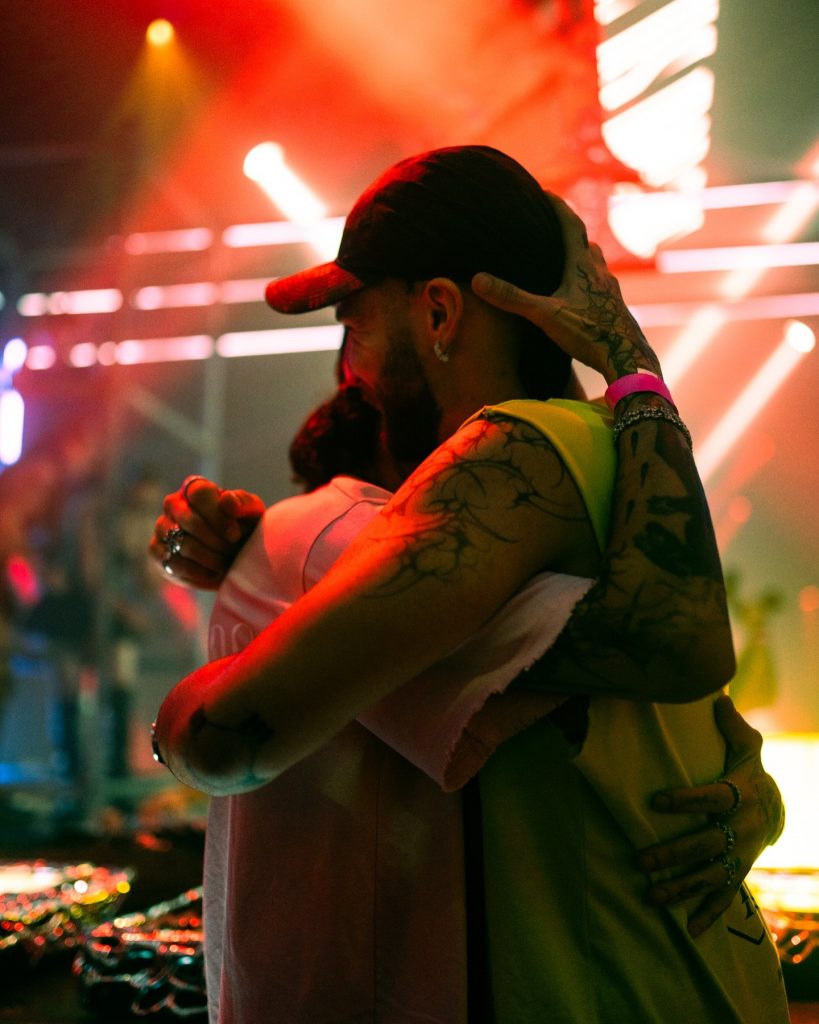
[636,819,732,874]
[182,478,243,546]
[650,779,743,818]
[159,553,224,591]
[471,272,559,327]
[685,887,739,939]
[163,482,239,551]
[217,489,266,525]
[643,856,740,910]
[150,514,232,588]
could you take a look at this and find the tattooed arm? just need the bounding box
[472,195,735,700]
[153,413,601,795]
[154,198,731,795]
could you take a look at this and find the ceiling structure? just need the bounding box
[0,0,817,727]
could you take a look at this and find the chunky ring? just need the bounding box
[716,853,739,888]
[150,721,166,766]
[165,526,186,557]
[717,777,743,816]
[714,820,736,854]
[182,475,207,502]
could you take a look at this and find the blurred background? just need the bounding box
[0,0,817,1015]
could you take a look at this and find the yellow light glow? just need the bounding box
[147,19,175,47]
[753,734,819,871]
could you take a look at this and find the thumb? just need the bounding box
[713,694,762,761]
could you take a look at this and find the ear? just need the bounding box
[418,278,464,357]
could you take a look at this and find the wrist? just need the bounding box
[605,371,674,410]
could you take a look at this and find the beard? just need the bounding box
[376,322,442,468]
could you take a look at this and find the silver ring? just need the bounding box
[162,557,175,577]
[717,853,739,888]
[165,526,186,557]
[714,820,736,854]
[717,777,742,816]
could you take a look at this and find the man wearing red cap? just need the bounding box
[153,148,787,1022]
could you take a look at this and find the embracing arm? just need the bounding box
[473,197,735,701]
[524,391,735,701]
[153,414,597,794]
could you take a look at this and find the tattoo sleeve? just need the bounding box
[362,416,586,597]
[519,393,736,701]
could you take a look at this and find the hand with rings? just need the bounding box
[472,192,662,383]
[150,475,266,590]
[634,695,784,939]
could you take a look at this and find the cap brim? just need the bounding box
[265,262,366,314]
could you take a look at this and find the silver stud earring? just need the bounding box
[433,340,450,363]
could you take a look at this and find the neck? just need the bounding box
[436,376,528,444]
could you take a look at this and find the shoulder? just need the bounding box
[262,476,389,532]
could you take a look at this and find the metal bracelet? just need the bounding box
[611,404,693,449]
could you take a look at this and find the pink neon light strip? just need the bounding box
[630,291,819,327]
[657,241,819,273]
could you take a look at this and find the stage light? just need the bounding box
[659,306,726,388]
[0,390,24,466]
[608,183,704,260]
[125,228,212,255]
[658,241,819,274]
[597,0,718,113]
[726,495,752,525]
[222,218,345,250]
[595,0,655,27]
[116,335,213,364]
[696,322,815,484]
[219,278,272,304]
[69,343,98,368]
[761,181,819,243]
[17,289,123,317]
[216,326,342,358]
[602,67,714,190]
[244,143,325,220]
[147,19,175,47]
[2,338,27,374]
[25,346,56,371]
[97,342,118,366]
[17,294,48,317]
[800,586,819,614]
[786,319,817,353]
[243,144,337,259]
[131,283,218,310]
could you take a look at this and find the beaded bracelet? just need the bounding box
[612,405,693,449]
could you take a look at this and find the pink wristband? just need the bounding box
[605,372,675,410]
